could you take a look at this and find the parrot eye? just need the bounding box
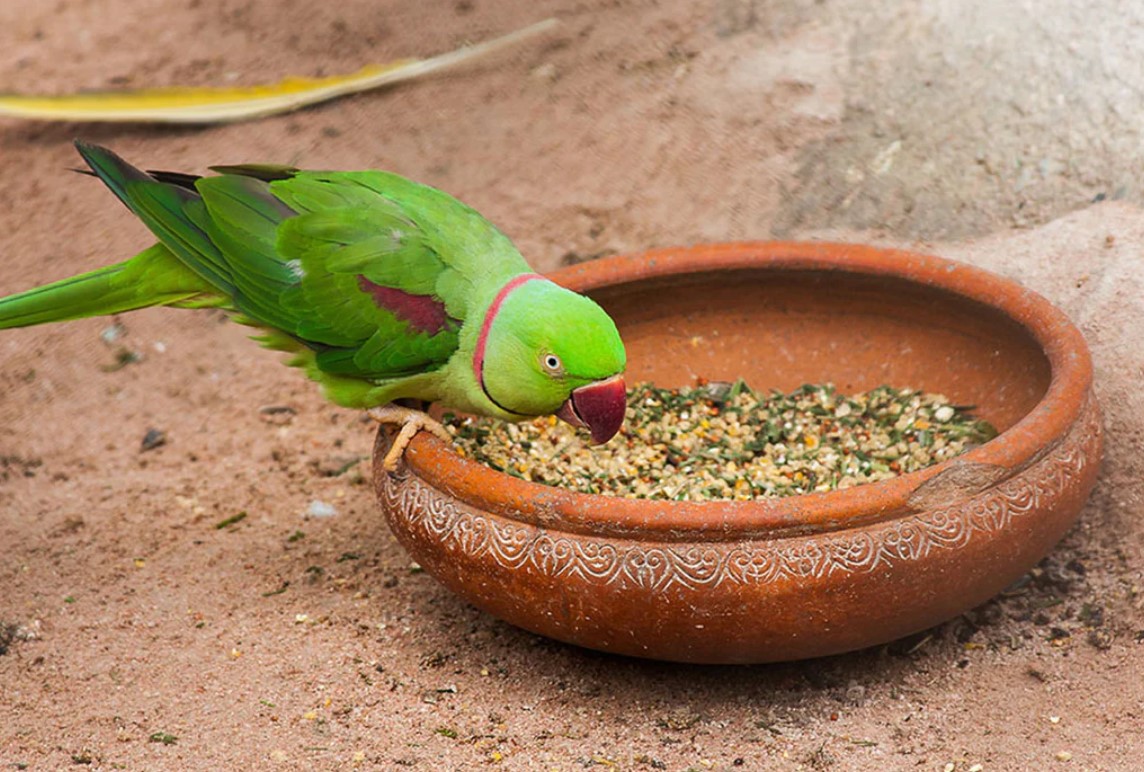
[541,353,564,376]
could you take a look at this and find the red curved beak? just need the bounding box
[555,375,627,444]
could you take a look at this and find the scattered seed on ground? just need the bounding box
[214,511,247,530]
[102,347,142,372]
[446,381,997,501]
[312,454,367,477]
[261,582,290,597]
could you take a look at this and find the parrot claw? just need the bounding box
[368,404,454,472]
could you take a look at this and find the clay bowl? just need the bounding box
[372,242,1101,664]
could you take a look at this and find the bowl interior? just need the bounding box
[591,268,1051,433]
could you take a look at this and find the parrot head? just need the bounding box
[477,277,627,443]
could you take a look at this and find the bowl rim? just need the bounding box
[395,241,1094,541]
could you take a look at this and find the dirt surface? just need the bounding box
[2,1,1142,769]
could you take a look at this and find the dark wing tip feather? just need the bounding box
[74,141,153,186]
[145,170,202,190]
[208,163,301,182]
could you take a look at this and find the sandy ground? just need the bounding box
[2,0,1143,769]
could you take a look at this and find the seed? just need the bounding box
[446,381,997,501]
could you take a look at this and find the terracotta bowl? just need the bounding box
[372,242,1102,664]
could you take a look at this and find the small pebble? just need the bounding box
[140,428,167,452]
[100,322,126,344]
[531,62,558,81]
[306,500,338,518]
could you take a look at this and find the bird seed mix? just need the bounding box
[445,381,998,500]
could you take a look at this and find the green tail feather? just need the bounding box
[75,141,239,296]
[0,244,223,330]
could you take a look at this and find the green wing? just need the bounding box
[76,143,526,383]
[270,176,463,377]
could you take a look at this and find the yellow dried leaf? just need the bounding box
[0,19,556,124]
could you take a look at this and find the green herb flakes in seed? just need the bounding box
[445,381,998,501]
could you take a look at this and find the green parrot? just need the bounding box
[0,142,628,470]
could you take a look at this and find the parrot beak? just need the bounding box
[555,375,627,444]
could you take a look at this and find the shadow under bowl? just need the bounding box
[373,242,1102,664]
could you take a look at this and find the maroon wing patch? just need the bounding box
[357,276,456,336]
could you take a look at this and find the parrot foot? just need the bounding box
[368,404,454,472]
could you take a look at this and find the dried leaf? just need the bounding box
[0,19,556,124]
